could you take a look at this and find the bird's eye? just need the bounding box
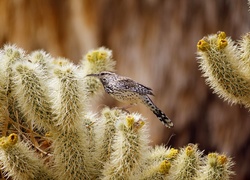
[100,72,106,76]
[101,77,107,83]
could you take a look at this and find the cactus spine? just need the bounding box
[0,45,234,180]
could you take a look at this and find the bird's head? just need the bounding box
[86,71,116,85]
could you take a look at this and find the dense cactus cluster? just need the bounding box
[0,45,234,179]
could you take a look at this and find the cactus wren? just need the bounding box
[87,71,173,128]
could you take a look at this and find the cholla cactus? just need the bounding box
[169,144,202,179]
[196,0,250,109]
[198,153,234,180]
[197,31,250,108]
[0,44,234,179]
[0,133,54,180]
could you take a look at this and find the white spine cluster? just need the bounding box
[0,45,234,180]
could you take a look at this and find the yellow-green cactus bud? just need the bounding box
[166,148,179,160]
[185,144,195,156]
[217,155,227,165]
[217,38,228,49]
[126,115,135,128]
[217,31,227,39]
[139,146,176,179]
[133,119,145,131]
[144,146,178,169]
[138,160,171,180]
[0,133,18,149]
[139,160,171,180]
[197,39,209,51]
[159,160,171,174]
[86,49,108,62]
[207,152,218,166]
[81,47,115,75]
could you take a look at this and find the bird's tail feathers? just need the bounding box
[142,96,173,128]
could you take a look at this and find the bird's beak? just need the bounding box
[86,73,98,77]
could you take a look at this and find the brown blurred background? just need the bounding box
[0,0,250,179]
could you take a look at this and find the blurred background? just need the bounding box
[0,0,250,179]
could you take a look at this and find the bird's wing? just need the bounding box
[117,78,154,95]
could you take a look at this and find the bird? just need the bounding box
[86,71,173,128]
